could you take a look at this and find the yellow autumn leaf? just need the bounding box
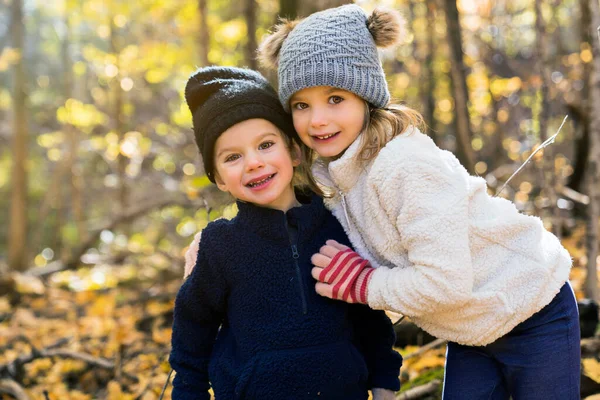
[583,358,600,383]
[0,297,11,313]
[13,273,46,295]
[153,327,172,345]
[107,381,123,400]
[408,354,446,374]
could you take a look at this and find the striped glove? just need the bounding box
[318,249,375,304]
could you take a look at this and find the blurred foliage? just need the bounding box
[0,0,597,398]
[0,0,589,267]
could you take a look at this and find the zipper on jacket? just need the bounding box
[284,217,308,315]
[339,191,351,228]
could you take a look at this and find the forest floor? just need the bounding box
[0,224,599,399]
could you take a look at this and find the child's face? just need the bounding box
[213,119,301,212]
[290,87,366,159]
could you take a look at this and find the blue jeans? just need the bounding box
[442,282,581,399]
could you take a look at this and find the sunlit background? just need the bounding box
[1,0,599,398]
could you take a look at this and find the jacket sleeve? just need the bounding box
[350,304,402,391]
[367,133,473,318]
[169,230,226,399]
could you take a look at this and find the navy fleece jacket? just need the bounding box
[169,195,402,399]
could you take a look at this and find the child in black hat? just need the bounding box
[169,66,402,400]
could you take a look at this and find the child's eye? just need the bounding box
[224,154,240,163]
[258,141,275,150]
[292,102,308,110]
[329,96,343,104]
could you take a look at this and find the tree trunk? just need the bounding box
[64,3,85,242]
[585,0,600,302]
[485,1,506,169]
[566,104,590,194]
[198,0,209,66]
[568,0,593,195]
[299,0,352,17]
[55,3,73,260]
[422,1,437,144]
[443,0,475,174]
[245,0,257,70]
[534,0,558,234]
[279,0,298,19]
[8,0,28,272]
[110,17,128,219]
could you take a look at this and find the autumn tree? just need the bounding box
[245,0,258,69]
[585,0,600,302]
[8,0,28,272]
[198,0,210,66]
[443,0,475,174]
[279,0,298,19]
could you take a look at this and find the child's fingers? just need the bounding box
[315,282,333,299]
[311,266,324,281]
[319,244,342,258]
[325,240,351,252]
[311,253,332,268]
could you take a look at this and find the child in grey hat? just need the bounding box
[259,5,579,399]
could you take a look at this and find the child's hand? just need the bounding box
[183,231,202,279]
[372,388,396,400]
[310,240,375,304]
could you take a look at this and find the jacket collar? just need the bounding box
[234,192,328,244]
[312,134,366,194]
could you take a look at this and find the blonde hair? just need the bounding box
[302,100,425,196]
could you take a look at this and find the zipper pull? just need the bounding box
[339,191,350,227]
[291,244,299,259]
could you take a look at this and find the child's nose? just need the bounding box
[245,152,265,170]
[310,108,328,127]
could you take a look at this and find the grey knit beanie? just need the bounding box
[258,5,406,112]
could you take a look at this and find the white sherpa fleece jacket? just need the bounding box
[312,127,572,346]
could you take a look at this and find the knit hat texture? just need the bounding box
[185,66,297,182]
[275,5,401,111]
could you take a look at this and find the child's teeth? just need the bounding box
[249,175,273,187]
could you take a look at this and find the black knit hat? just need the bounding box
[185,66,297,183]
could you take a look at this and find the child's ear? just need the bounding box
[214,172,229,193]
[291,143,302,167]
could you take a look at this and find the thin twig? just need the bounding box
[0,379,30,400]
[158,369,174,400]
[497,115,569,196]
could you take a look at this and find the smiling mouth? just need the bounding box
[314,132,340,140]
[246,173,276,188]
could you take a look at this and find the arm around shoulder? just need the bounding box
[170,229,226,399]
[183,230,203,279]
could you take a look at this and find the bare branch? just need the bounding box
[0,379,30,400]
[558,186,590,205]
[397,379,442,399]
[26,195,197,277]
[497,115,569,196]
[403,338,447,361]
[0,336,138,383]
